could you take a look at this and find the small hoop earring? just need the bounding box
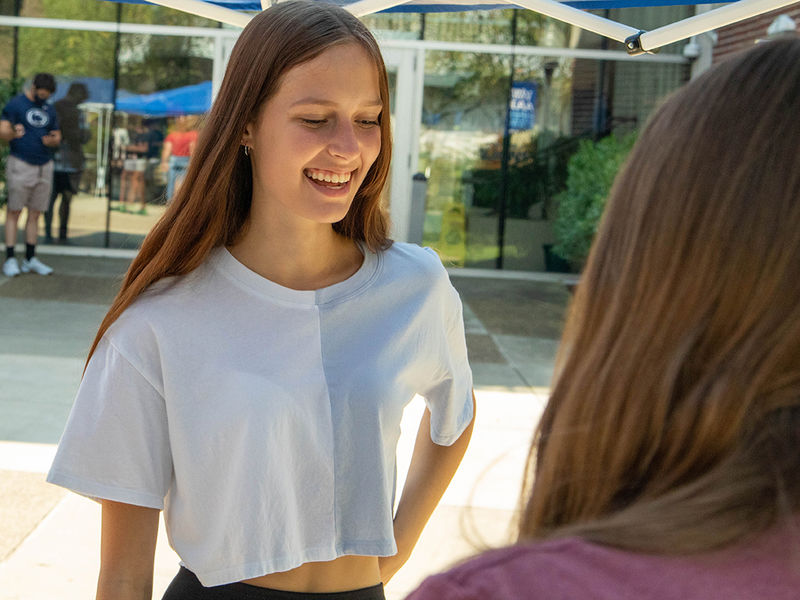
[243,145,250,156]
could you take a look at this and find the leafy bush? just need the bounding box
[552,132,637,268]
[470,134,581,220]
[0,77,25,208]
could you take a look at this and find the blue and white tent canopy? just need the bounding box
[116,81,213,116]
[111,0,799,53]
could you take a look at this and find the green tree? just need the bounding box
[121,3,219,27]
[116,4,216,93]
[15,0,116,79]
[18,28,116,79]
[118,35,213,94]
[13,0,217,84]
[552,132,637,267]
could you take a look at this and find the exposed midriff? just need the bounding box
[242,555,382,592]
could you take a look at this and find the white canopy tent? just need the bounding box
[114,0,799,53]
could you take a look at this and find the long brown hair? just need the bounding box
[519,38,800,553]
[88,1,392,361]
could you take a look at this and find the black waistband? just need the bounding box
[163,567,386,600]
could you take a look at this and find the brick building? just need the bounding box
[714,5,799,63]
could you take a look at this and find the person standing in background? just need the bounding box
[159,114,198,202]
[0,73,60,277]
[141,118,164,203]
[118,120,149,215]
[45,82,90,244]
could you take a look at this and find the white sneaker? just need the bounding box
[2,257,21,277]
[21,256,53,276]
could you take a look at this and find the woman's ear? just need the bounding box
[241,122,254,148]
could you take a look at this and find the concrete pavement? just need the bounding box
[0,246,569,599]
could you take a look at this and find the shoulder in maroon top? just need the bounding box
[407,526,800,600]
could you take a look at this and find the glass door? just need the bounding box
[380,46,422,243]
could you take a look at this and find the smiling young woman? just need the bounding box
[45,3,476,600]
[232,42,385,289]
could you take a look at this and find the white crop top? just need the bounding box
[47,241,474,586]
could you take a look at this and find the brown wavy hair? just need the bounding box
[519,37,800,553]
[88,1,392,362]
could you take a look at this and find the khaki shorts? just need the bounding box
[6,155,54,212]
[123,157,146,172]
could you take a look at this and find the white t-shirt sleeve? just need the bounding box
[418,258,474,446]
[47,336,172,509]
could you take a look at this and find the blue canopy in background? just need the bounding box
[116,81,212,116]
[48,77,211,117]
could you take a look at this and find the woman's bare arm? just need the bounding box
[159,141,173,172]
[380,394,476,583]
[96,500,160,600]
[0,119,18,141]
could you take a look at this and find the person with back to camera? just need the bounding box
[407,37,800,600]
[45,82,90,244]
[140,118,165,201]
[119,119,151,215]
[159,114,199,201]
[0,73,61,276]
[46,3,476,600]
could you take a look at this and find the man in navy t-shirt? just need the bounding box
[0,73,61,277]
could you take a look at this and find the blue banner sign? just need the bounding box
[509,82,537,132]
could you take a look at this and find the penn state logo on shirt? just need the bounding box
[26,108,50,129]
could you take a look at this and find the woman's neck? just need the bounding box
[228,222,363,291]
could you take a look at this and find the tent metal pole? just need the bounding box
[140,0,252,27]
[11,0,21,82]
[639,0,799,51]
[593,10,610,135]
[105,2,122,249]
[496,8,519,270]
[346,0,412,17]
[511,0,640,43]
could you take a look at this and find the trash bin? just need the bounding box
[408,172,427,245]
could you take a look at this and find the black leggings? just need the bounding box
[162,567,386,600]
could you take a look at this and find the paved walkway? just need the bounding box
[0,247,569,599]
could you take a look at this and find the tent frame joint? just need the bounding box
[624,30,659,56]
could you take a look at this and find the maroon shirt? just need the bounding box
[407,527,800,600]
